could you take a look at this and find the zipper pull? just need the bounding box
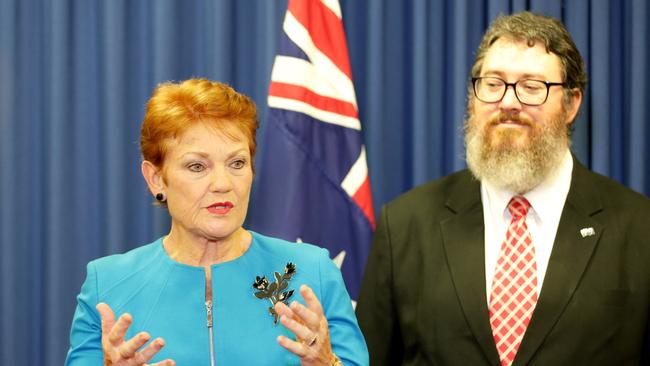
[205,300,213,328]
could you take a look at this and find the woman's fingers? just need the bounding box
[277,335,309,358]
[97,302,136,354]
[275,285,337,365]
[280,312,313,341]
[108,313,133,346]
[277,298,320,344]
[274,301,294,320]
[96,303,116,336]
[300,285,324,318]
[118,331,151,359]
[134,337,167,364]
[276,301,312,342]
[289,301,320,330]
[275,285,324,330]
[96,302,174,365]
[276,285,327,340]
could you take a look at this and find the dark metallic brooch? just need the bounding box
[253,262,296,324]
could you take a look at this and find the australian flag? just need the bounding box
[248,0,375,300]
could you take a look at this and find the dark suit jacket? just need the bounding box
[357,158,650,365]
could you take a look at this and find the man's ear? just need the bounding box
[565,88,582,124]
[141,160,165,195]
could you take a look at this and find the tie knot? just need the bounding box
[508,196,531,218]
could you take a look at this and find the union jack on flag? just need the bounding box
[248,0,375,299]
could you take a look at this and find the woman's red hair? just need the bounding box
[140,79,258,171]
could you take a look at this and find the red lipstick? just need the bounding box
[207,201,234,215]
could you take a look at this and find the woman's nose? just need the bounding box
[209,169,233,192]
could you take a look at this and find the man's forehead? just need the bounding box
[481,38,563,80]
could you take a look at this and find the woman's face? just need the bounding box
[157,122,253,241]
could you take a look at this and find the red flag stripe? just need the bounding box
[269,81,358,119]
[352,177,376,228]
[288,0,352,79]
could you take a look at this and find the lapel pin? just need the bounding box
[580,227,595,238]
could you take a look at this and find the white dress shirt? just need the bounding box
[482,149,573,303]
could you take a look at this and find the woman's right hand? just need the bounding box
[96,303,175,366]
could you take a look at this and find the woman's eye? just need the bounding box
[188,163,205,172]
[231,159,246,169]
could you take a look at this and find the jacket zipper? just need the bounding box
[205,269,216,366]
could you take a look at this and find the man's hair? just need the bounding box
[471,11,587,98]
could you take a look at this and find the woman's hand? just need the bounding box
[96,303,175,366]
[274,285,339,365]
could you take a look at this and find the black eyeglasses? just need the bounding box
[472,77,565,106]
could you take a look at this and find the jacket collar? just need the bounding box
[441,171,500,363]
[513,155,603,365]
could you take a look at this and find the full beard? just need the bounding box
[464,109,570,194]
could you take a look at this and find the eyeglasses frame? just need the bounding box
[471,77,566,106]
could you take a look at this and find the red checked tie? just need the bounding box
[489,196,538,366]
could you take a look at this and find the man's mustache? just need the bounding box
[487,113,534,127]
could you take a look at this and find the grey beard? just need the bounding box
[465,114,569,194]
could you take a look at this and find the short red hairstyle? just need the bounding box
[140,79,259,171]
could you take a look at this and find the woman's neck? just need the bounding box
[163,226,252,268]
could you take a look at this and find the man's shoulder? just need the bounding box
[387,169,476,209]
[578,167,650,210]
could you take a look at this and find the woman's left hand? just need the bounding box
[274,285,338,366]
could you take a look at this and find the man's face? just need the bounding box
[472,38,570,150]
[465,38,582,193]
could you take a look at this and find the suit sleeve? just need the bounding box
[356,205,403,365]
[642,315,650,362]
[64,262,104,366]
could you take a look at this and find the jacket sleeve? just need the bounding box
[356,205,403,365]
[65,262,104,366]
[317,248,370,366]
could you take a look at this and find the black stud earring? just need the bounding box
[155,193,165,202]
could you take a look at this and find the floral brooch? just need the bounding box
[253,262,296,324]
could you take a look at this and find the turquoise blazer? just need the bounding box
[66,231,368,365]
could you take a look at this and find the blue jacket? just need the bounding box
[66,231,368,365]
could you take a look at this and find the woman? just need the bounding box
[65,79,368,365]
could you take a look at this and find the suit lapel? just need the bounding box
[440,172,501,364]
[514,159,604,365]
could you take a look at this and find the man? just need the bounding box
[357,11,650,366]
